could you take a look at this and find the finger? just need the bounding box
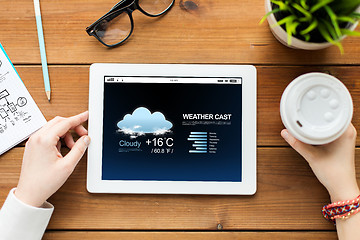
[56,141,61,152]
[64,132,75,149]
[38,116,64,133]
[341,123,357,142]
[326,124,357,152]
[350,123,357,142]
[51,111,89,139]
[38,113,82,135]
[74,124,88,136]
[64,136,91,167]
[281,129,315,161]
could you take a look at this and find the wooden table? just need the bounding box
[1,0,359,239]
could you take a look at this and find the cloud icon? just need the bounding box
[117,107,173,135]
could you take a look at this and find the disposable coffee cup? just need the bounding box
[280,72,353,145]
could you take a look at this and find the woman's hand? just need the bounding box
[15,111,91,207]
[281,124,359,202]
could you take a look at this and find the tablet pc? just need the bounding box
[87,64,256,195]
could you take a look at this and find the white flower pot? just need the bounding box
[264,0,359,50]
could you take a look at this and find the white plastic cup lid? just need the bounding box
[280,72,353,145]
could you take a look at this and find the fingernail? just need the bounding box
[281,130,289,140]
[83,136,91,146]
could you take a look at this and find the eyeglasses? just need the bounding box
[86,0,175,47]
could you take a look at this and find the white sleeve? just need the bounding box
[0,188,54,240]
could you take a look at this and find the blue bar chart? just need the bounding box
[188,132,208,153]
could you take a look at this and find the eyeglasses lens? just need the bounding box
[94,12,132,46]
[139,0,174,16]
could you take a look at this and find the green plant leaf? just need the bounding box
[336,16,356,24]
[341,28,360,36]
[271,15,296,27]
[290,21,300,34]
[318,23,335,43]
[324,5,342,39]
[286,21,293,45]
[271,0,289,10]
[300,19,318,35]
[330,0,360,15]
[310,0,334,13]
[298,17,310,22]
[300,0,309,10]
[349,13,360,19]
[284,20,300,45]
[322,19,339,40]
[259,8,281,24]
[303,34,311,41]
[292,3,312,19]
[318,22,344,54]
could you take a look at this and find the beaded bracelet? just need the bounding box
[322,195,360,223]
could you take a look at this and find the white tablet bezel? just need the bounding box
[87,64,256,195]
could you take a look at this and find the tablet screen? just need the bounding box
[102,77,242,182]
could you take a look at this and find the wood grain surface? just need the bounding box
[1,0,360,238]
[1,147,359,230]
[0,0,359,65]
[42,231,338,240]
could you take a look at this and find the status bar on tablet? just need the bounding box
[104,76,242,84]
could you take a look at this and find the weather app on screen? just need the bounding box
[102,76,242,182]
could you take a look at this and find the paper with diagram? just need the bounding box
[0,43,46,155]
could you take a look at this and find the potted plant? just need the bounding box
[261,0,360,53]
